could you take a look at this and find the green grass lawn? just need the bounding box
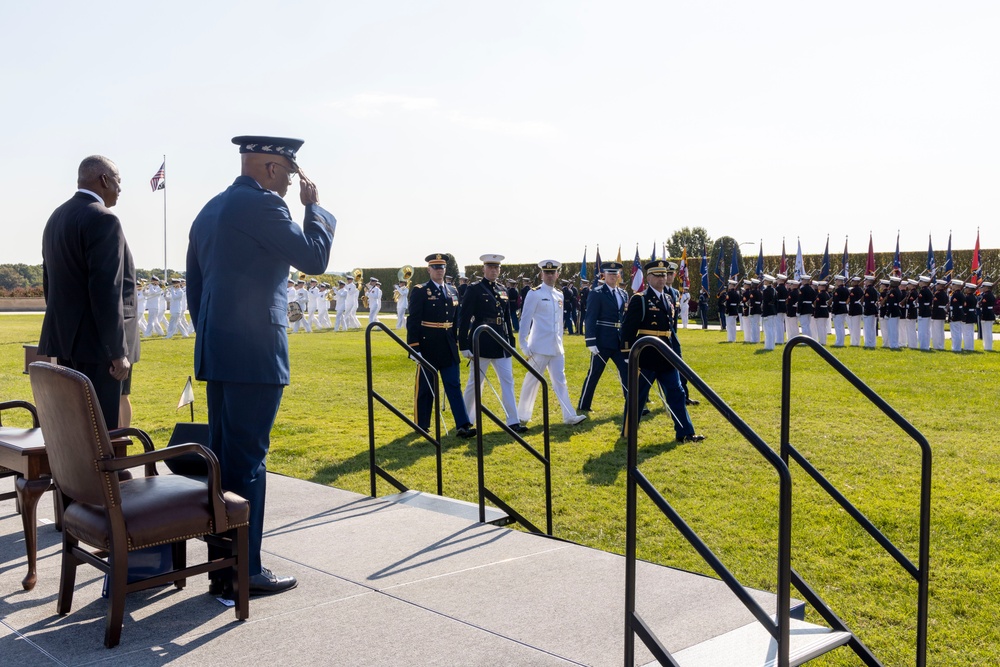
[3,314,997,665]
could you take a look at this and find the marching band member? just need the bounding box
[367,277,382,324]
[394,279,409,330]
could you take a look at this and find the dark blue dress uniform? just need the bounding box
[620,264,696,440]
[406,257,474,435]
[577,268,628,411]
[186,137,335,579]
[457,280,516,357]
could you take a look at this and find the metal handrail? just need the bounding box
[624,336,793,667]
[781,335,931,667]
[365,321,443,497]
[471,324,552,535]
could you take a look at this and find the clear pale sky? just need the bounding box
[1,1,996,273]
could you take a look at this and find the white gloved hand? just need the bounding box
[462,349,474,359]
[587,346,599,355]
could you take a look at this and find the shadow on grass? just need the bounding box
[310,428,441,488]
[581,424,682,486]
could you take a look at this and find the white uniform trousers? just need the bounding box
[726,316,738,342]
[798,314,813,340]
[680,304,689,329]
[784,314,798,339]
[832,314,847,346]
[334,307,347,331]
[369,302,381,323]
[464,356,519,426]
[318,303,332,329]
[863,315,877,348]
[396,303,407,329]
[347,303,361,329]
[950,322,963,351]
[762,315,775,350]
[775,314,786,343]
[292,316,312,333]
[917,317,930,350]
[747,314,761,343]
[883,317,899,349]
[848,315,862,346]
[904,319,918,348]
[983,321,994,351]
[930,320,945,349]
[145,306,165,336]
[813,317,828,345]
[517,353,577,424]
[962,321,975,350]
[166,310,188,338]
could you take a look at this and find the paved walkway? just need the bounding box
[2,472,788,666]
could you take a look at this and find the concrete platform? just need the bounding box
[2,472,807,666]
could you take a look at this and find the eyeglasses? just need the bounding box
[268,162,298,183]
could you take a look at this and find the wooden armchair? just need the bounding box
[28,362,250,648]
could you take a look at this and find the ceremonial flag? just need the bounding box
[680,247,689,288]
[866,233,876,276]
[779,238,787,275]
[755,241,764,278]
[944,232,953,282]
[820,236,830,280]
[730,244,740,281]
[841,238,849,278]
[580,247,587,282]
[972,229,982,283]
[794,239,805,280]
[594,246,602,280]
[714,248,724,290]
[616,245,622,263]
[630,246,644,292]
[650,242,657,263]
[892,232,901,276]
[150,162,165,192]
[927,235,936,280]
[700,253,709,294]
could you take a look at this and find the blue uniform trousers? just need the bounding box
[623,367,694,440]
[577,347,628,411]
[416,363,471,430]
[206,380,283,576]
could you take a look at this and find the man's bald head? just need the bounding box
[241,152,296,197]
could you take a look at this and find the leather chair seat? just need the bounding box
[63,475,249,551]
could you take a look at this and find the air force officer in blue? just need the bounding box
[186,136,335,596]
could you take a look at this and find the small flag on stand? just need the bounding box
[177,376,195,421]
[150,162,166,192]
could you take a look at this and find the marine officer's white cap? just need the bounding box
[480,254,504,265]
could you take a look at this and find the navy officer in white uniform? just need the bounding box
[516,259,587,426]
[186,135,335,596]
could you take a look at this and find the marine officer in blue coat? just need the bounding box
[186,135,335,596]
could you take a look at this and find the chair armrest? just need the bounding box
[0,400,40,427]
[98,444,229,531]
[108,427,157,476]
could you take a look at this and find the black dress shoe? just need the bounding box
[677,434,706,443]
[456,425,477,438]
[249,568,297,596]
[209,577,233,597]
[641,408,651,417]
[509,423,529,434]
[685,398,700,406]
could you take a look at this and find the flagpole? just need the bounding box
[162,154,168,284]
[189,375,194,422]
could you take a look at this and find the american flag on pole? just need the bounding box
[150,162,165,192]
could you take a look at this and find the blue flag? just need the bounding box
[841,238,849,278]
[650,242,657,263]
[927,235,936,280]
[580,247,587,282]
[755,241,764,278]
[944,233,953,281]
[714,249,724,290]
[730,244,740,281]
[821,237,830,280]
[594,246,602,280]
[701,253,709,293]
[893,232,901,276]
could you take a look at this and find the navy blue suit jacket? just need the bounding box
[186,176,335,385]
[584,282,626,350]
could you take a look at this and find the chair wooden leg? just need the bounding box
[104,541,129,648]
[57,531,79,616]
[173,541,187,589]
[234,525,249,621]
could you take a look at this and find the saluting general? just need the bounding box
[186,135,335,597]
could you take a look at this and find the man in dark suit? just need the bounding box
[577,262,628,412]
[39,155,132,430]
[187,136,335,596]
[407,253,476,438]
[621,260,704,442]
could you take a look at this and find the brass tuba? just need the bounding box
[395,265,413,301]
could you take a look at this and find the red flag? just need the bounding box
[866,233,876,275]
[972,230,982,283]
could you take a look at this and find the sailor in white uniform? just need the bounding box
[394,280,409,330]
[517,260,587,426]
[144,276,165,336]
[165,278,189,338]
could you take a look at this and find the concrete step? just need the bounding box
[380,488,512,525]
[661,617,852,667]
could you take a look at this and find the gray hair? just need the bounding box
[77,155,117,186]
